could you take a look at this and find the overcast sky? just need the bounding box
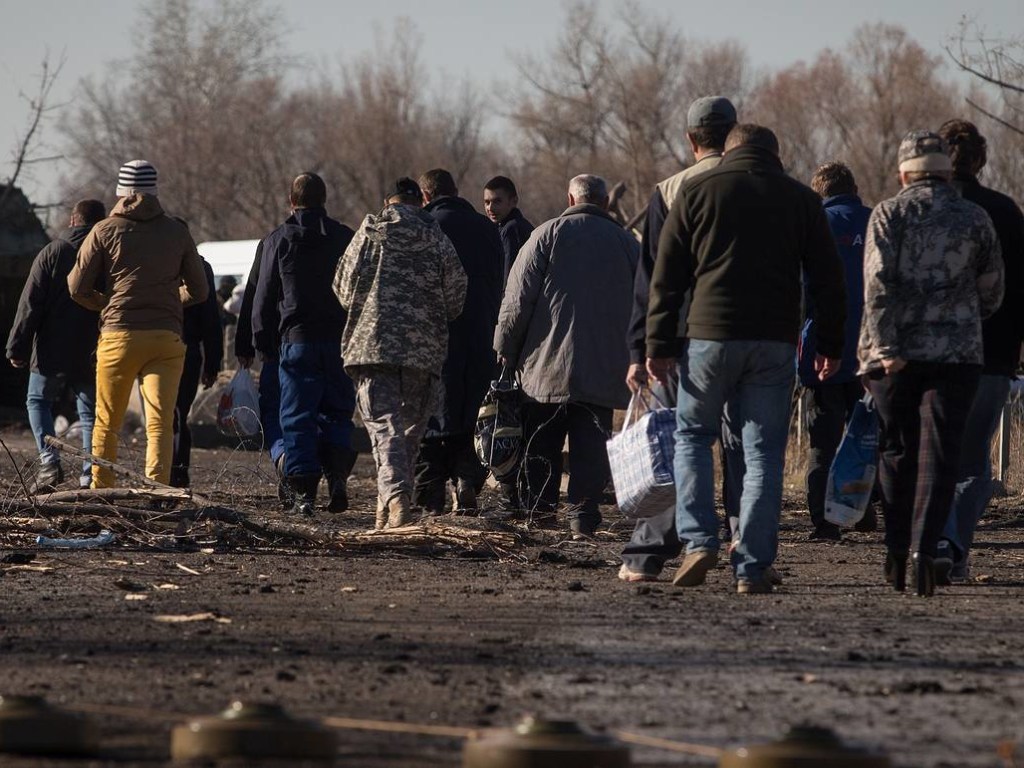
[0,0,1019,207]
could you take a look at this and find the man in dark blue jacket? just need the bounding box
[6,199,106,492]
[171,256,223,487]
[417,168,504,513]
[800,162,872,540]
[484,175,534,282]
[252,173,357,515]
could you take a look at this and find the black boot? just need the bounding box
[274,453,291,508]
[913,552,936,598]
[286,474,320,516]
[885,551,907,592]
[324,447,358,514]
[29,462,64,494]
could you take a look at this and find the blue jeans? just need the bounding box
[27,372,96,482]
[258,359,285,464]
[278,342,355,477]
[674,339,795,581]
[943,374,1011,563]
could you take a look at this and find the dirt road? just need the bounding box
[2,436,1023,767]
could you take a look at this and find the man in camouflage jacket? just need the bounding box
[859,130,1003,596]
[334,178,467,530]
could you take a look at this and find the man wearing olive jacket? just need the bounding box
[647,124,847,594]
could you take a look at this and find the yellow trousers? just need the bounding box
[92,330,185,487]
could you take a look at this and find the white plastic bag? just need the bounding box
[825,395,879,528]
[217,368,262,438]
[606,390,676,519]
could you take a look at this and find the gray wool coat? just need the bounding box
[494,204,639,410]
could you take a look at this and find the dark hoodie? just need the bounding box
[251,207,355,354]
[68,194,209,335]
[6,225,100,379]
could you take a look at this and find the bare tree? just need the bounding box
[1,51,66,211]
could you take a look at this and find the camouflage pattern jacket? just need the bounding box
[858,180,1004,373]
[334,204,467,374]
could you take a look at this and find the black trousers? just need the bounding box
[172,344,203,479]
[867,363,980,558]
[804,380,865,528]
[520,402,612,524]
[414,434,489,512]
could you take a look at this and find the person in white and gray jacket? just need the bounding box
[494,174,639,537]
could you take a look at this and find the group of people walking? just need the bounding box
[5,94,1021,598]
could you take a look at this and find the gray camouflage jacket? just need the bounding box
[334,204,467,374]
[858,180,1004,373]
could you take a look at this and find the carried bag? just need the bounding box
[217,368,262,439]
[606,389,676,519]
[825,394,879,528]
[474,366,523,483]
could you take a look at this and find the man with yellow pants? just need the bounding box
[68,160,209,487]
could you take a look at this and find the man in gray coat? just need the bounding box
[495,174,639,536]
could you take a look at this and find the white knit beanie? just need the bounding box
[116,160,159,197]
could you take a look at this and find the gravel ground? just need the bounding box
[2,433,1024,767]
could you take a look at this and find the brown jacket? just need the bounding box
[68,194,208,335]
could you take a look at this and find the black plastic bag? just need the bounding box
[474,366,523,483]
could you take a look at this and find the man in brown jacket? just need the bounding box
[68,160,208,486]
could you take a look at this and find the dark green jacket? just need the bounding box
[647,146,846,359]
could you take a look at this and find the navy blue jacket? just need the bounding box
[498,207,534,282]
[233,241,264,361]
[182,259,224,376]
[251,208,355,354]
[798,193,870,387]
[627,188,672,363]
[424,196,504,435]
[6,225,100,379]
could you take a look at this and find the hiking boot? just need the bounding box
[324,446,358,514]
[618,563,658,583]
[374,497,387,531]
[452,479,478,514]
[29,462,64,495]
[672,549,719,587]
[169,467,190,489]
[386,493,416,529]
[570,516,599,539]
[737,577,774,594]
[764,565,784,586]
[934,540,955,587]
[809,522,842,541]
[286,474,320,516]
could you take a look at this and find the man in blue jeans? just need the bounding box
[6,200,106,492]
[935,120,1024,583]
[647,125,846,593]
[252,173,357,515]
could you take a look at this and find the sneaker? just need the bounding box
[29,462,64,495]
[617,564,658,583]
[934,540,954,586]
[671,550,719,587]
[737,577,774,594]
[950,558,971,583]
[79,474,92,490]
[808,523,842,541]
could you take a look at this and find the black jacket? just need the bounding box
[424,196,504,435]
[498,207,534,282]
[182,259,224,376]
[955,175,1024,376]
[5,225,100,379]
[234,241,264,360]
[648,146,846,359]
[252,208,355,354]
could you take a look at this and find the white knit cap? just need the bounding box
[116,160,158,197]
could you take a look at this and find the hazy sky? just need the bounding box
[0,0,1019,207]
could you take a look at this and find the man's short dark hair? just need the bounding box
[810,162,857,199]
[484,175,518,198]
[938,119,988,177]
[419,168,458,199]
[688,124,733,152]
[73,199,106,226]
[724,123,780,156]
[290,172,327,208]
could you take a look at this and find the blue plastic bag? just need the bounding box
[825,395,879,528]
